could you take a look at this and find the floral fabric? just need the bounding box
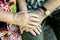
[0,0,21,40]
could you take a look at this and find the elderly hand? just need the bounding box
[15,11,42,36]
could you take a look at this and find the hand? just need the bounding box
[20,25,42,36]
[14,11,29,27]
[17,0,42,36]
[19,10,47,36]
[16,11,42,36]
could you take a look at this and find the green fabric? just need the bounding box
[48,6,60,40]
[42,19,57,40]
[21,19,57,40]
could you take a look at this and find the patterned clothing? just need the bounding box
[0,0,21,40]
[26,0,47,10]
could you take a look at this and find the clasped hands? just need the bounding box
[14,11,42,36]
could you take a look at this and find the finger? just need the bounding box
[20,28,23,34]
[30,17,40,23]
[30,20,40,23]
[36,26,42,32]
[38,25,41,28]
[20,24,33,30]
[21,27,28,32]
[33,27,40,35]
[20,26,26,29]
[28,22,39,26]
[21,30,23,34]
[27,25,35,29]
[29,13,39,18]
[26,29,36,36]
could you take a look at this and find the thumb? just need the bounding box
[19,27,23,34]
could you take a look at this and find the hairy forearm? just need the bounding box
[0,8,15,24]
[44,0,60,12]
[0,5,30,27]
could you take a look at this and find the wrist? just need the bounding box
[13,13,19,25]
[13,12,27,26]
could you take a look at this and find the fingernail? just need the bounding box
[40,30,42,32]
[33,33,36,36]
[38,32,40,35]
